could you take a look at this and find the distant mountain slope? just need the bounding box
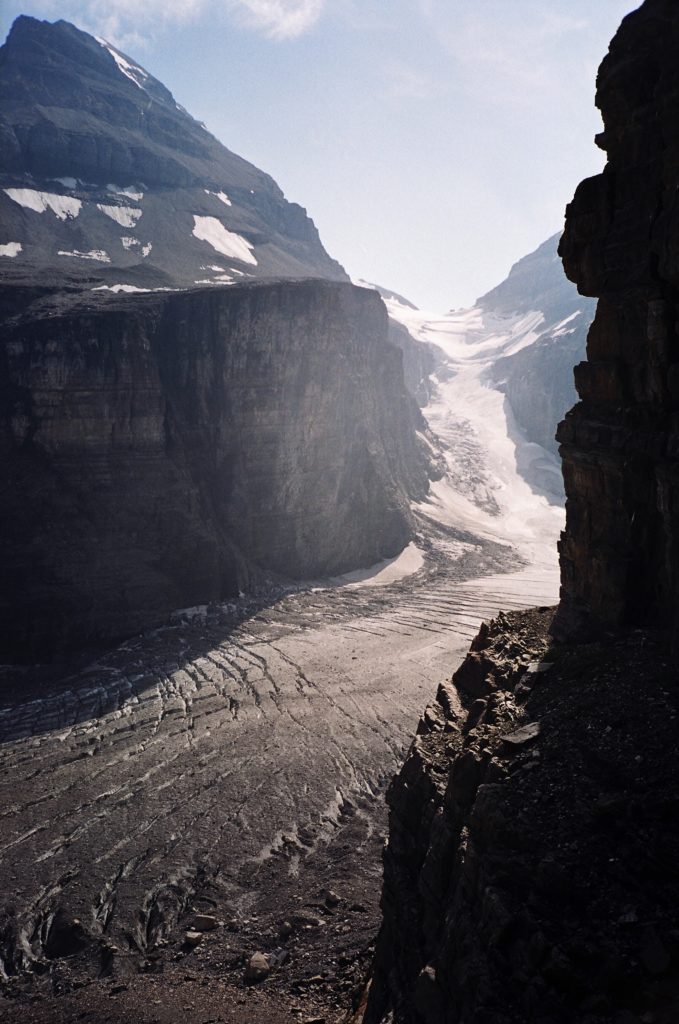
[477,232,584,324]
[0,16,346,290]
[385,234,596,507]
[479,233,595,456]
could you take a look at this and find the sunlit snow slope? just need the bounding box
[384,296,570,587]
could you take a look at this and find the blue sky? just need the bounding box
[1,1,638,310]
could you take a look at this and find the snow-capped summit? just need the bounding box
[0,16,347,290]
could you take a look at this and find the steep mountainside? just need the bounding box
[365,610,679,1024]
[353,281,440,406]
[0,16,346,290]
[1,280,429,661]
[480,233,595,456]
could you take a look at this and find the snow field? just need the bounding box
[4,189,81,220]
[96,37,149,91]
[386,298,565,579]
[192,216,257,265]
[96,205,142,229]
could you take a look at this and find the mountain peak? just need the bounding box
[0,17,346,290]
[2,15,172,102]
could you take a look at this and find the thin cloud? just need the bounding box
[382,61,442,101]
[228,0,324,39]
[26,0,324,47]
[417,2,596,111]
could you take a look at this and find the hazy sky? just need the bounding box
[1,1,638,310]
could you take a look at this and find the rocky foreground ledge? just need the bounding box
[364,609,679,1024]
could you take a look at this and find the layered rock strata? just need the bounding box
[556,0,679,643]
[0,279,429,661]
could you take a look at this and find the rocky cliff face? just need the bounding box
[365,610,679,1024]
[556,0,679,643]
[1,279,429,661]
[0,17,346,290]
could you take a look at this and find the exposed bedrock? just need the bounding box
[555,0,679,645]
[0,279,430,661]
[486,315,590,457]
[365,610,679,1024]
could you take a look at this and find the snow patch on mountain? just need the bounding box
[58,249,110,262]
[0,242,21,257]
[194,277,236,285]
[204,189,232,207]
[91,284,175,293]
[107,185,144,202]
[192,216,257,265]
[96,204,142,228]
[92,284,150,293]
[4,189,81,220]
[551,311,582,336]
[95,37,149,91]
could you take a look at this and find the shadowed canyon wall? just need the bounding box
[0,279,429,661]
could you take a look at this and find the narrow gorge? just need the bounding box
[365,3,679,1022]
[2,4,676,1024]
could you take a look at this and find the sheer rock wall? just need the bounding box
[0,279,428,660]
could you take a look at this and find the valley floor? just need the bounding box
[0,304,563,1023]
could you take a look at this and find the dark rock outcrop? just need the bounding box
[555,0,679,643]
[0,279,429,661]
[365,610,679,1024]
[0,16,346,289]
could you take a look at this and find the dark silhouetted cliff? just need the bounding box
[556,0,679,643]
